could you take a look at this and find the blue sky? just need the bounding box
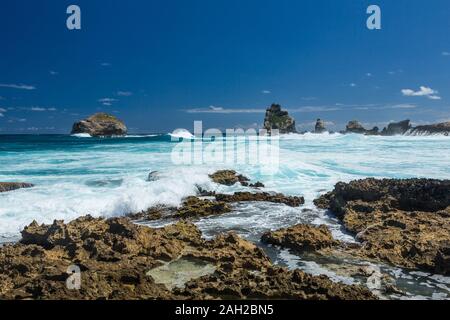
[0,0,449,133]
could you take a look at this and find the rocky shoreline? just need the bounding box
[1,171,449,300]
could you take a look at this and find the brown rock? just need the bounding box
[215,192,304,207]
[209,170,250,186]
[0,182,34,193]
[71,113,127,137]
[0,216,376,300]
[261,224,339,252]
[314,178,450,274]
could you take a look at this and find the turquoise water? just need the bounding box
[1,133,450,299]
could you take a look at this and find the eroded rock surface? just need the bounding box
[71,113,127,137]
[263,104,297,134]
[261,224,339,252]
[209,170,250,186]
[215,192,304,207]
[0,216,376,300]
[0,182,34,193]
[408,122,450,136]
[314,178,450,274]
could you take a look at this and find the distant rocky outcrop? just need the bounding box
[314,119,326,133]
[408,122,450,136]
[71,113,127,137]
[344,120,378,135]
[0,182,34,193]
[263,104,297,134]
[381,120,411,136]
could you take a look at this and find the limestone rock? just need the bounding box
[314,178,450,274]
[263,104,297,134]
[71,113,127,137]
[0,182,34,193]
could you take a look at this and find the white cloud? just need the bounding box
[29,107,57,112]
[98,98,118,106]
[0,83,36,90]
[186,107,264,114]
[100,62,111,67]
[401,86,441,100]
[0,108,6,112]
[117,91,133,96]
[301,97,317,101]
[349,83,357,87]
[49,71,58,75]
[442,52,450,56]
[261,90,271,94]
[366,73,372,77]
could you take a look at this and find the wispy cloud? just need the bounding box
[0,83,36,90]
[366,73,372,77]
[98,98,118,106]
[30,107,57,112]
[261,90,271,94]
[186,106,264,114]
[349,83,357,87]
[100,62,111,67]
[49,71,59,75]
[117,91,133,96]
[301,97,317,101]
[401,86,441,100]
[442,51,450,56]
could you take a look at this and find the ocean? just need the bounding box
[1,132,450,299]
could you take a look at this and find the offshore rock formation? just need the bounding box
[314,178,450,275]
[0,216,375,300]
[314,119,327,133]
[263,104,297,134]
[0,182,34,193]
[71,113,127,137]
[344,120,379,135]
[381,120,411,136]
[209,170,250,186]
[407,122,450,136]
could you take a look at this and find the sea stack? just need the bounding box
[381,120,411,136]
[314,119,326,133]
[345,120,378,135]
[263,104,297,134]
[71,113,127,137]
[0,182,34,193]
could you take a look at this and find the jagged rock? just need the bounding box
[408,122,450,136]
[314,119,326,133]
[0,216,376,300]
[263,104,297,134]
[215,192,304,207]
[314,178,450,274]
[71,113,127,137]
[261,224,339,252]
[176,197,231,218]
[345,121,378,135]
[381,120,411,135]
[0,182,34,193]
[345,120,366,134]
[147,171,161,182]
[209,170,250,186]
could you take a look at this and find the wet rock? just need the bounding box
[71,113,127,137]
[263,104,297,134]
[0,216,375,300]
[175,197,231,218]
[209,170,250,186]
[147,171,161,181]
[381,120,411,136]
[215,192,304,207]
[314,119,326,133]
[345,121,379,135]
[261,224,339,252]
[314,178,450,274]
[408,122,450,136]
[0,182,34,193]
